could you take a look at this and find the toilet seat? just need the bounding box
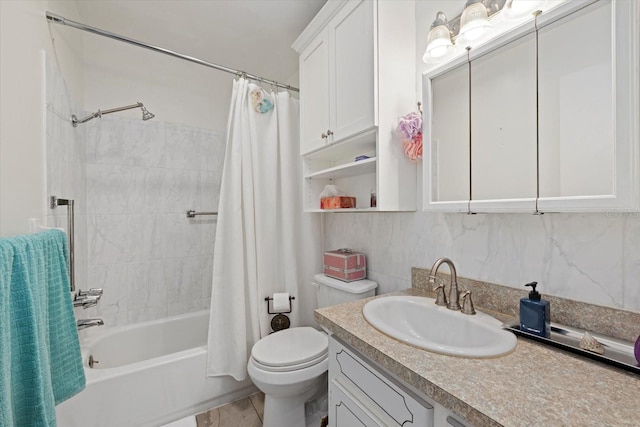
[251,352,328,372]
[251,327,328,372]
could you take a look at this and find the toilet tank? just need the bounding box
[313,274,377,308]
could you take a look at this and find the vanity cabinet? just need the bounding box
[423,0,639,213]
[293,0,416,212]
[329,336,472,427]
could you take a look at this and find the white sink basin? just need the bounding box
[362,296,517,358]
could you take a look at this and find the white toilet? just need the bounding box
[247,274,377,427]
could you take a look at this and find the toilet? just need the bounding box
[247,274,377,427]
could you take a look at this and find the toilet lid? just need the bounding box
[252,327,328,368]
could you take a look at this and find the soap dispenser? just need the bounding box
[519,281,550,338]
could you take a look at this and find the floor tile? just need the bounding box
[248,393,265,422]
[218,398,262,427]
[196,397,262,427]
[195,409,219,427]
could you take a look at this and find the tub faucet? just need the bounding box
[428,257,461,311]
[77,318,104,330]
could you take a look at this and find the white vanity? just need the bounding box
[329,335,472,427]
[317,286,640,427]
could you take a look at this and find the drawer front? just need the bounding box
[330,337,433,426]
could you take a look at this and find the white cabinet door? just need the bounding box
[470,31,537,212]
[331,380,388,427]
[537,0,639,211]
[328,0,375,143]
[426,63,470,212]
[300,29,330,155]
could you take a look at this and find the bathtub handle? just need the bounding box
[78,288,103,297]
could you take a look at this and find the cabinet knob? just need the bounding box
[321,133,327,139]
[327,129,334,136]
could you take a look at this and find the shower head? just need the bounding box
[140,105,155,121]
[71,102,156,127]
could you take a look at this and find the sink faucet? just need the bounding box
[428,257,461,311]
[77,318,104,330]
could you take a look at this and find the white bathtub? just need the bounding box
[56,310,256,427]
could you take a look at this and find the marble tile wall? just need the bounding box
[45,56,88,302]
[46,57,225,327]
[81,116,225,326]
[325,212,640,313]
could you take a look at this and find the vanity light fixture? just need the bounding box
[422,0,507,64]
[459,0,493,43]
[423,12,454,63]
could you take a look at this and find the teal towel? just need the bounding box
[0,229,85,427]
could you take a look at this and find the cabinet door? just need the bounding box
[331,380,388,427]
[300,29,330,155]
[470,32,537,211]
[424,63,470,212]
[328,0,375,143]
[537,0,639,211]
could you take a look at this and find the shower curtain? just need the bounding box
[206,78,315,381]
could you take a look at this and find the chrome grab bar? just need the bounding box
[186,210,218,218]
[50,196,75,291]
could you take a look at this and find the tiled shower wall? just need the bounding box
[81,116,225,326]
[47,58,226,327]
[46,56,88,300]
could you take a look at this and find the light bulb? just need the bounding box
[459,1,492,43]
[423,13,453,63]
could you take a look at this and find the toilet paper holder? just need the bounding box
[265,295,295,314]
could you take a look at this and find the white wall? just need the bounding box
[82,35,234,131]
[323,1,640,313]
[0,0,84,237]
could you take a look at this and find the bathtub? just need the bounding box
[56,310,256,427]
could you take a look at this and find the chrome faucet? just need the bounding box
[77,318,104,330]
[428,257,461,311]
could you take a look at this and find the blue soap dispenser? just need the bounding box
[519,281,550,338]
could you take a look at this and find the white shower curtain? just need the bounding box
[206,78,314,381]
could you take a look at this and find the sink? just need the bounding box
[362,296,517,358]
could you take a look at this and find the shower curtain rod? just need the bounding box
[45,12,299,93]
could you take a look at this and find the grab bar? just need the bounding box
[50,196,75,291]
[186,210,218,218]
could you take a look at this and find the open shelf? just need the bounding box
[305,157,376,180]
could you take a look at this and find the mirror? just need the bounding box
[538,1,613,199]
[470,32,537,201]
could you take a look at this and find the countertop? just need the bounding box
[315,288,640,427]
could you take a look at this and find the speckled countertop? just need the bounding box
[315,288,640,427]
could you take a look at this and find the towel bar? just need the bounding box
[50,196,75,292]
[186,210,218,218]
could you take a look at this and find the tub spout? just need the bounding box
[77,318,104,330]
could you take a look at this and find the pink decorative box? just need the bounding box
[323,249,366,282]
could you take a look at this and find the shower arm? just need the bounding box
[72,102,146,127]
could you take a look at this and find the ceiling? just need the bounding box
[74,0,327,85]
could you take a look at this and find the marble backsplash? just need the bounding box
[324,211,640,313]
[412,268,640,342]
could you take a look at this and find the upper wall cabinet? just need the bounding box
[328,0,375,149]
[299,0,374,155]
[294,0,416,212]
[423,0,640,213]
